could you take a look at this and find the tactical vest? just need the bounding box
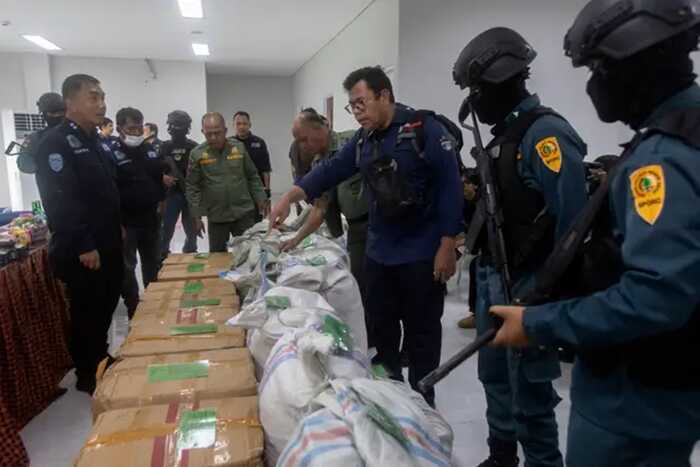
[355,110,463,222]
[481,107,560,270]
[577,107,700,390]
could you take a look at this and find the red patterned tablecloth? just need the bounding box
[0,246,72,466]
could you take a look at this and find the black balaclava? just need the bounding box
[43,114,64,128]
[471,72,531,127]
[169,126,188,144]
[586,30,698,129]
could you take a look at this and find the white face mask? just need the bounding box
[123,134,145,147]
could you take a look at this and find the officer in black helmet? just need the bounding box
[17,92,66,174]
[160,110,199,260]
[491,1,700,466]
[453,28,588,467]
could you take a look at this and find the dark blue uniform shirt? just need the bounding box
[34,119,122,266]
[524,84,700,440]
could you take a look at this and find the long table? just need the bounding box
[0,246,72,466]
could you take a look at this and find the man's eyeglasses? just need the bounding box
[345,96,373,114]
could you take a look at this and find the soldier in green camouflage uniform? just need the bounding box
[186,112,267,252]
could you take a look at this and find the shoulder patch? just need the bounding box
[440,136,454,152]
[101,143,111,152]
[48,153,64,172]
[114,150,127,161]
[630,164,665,225]
[535,137,562,173]
[147,151,158,159]
[66,134,82,149]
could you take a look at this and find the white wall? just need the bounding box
[397,0,630,164]
[51,56,208,140]
[0,54,208,210]
[293,0,399,132]
[0,52,53,209]
[206,74,295,194]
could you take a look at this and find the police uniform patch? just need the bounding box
[48,153,64,172]
[535,137,562,173]
[630,164,665,225]
[66,134,82,149]
[147,151,158,159]
[251,142,261,149]
[101,143,111,152]
[174,154,182,161]
[440,136,454,151]
[114,150,127,161]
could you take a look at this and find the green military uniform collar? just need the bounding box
[641,84,700,130]
[205,141,234,157]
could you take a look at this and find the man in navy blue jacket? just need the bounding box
[269,66,463,406]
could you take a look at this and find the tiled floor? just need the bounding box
[20,222,700,466]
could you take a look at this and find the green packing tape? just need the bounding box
[183,281,204,294]
[306,255,327,266]
[169,323,218,335]
[177,408,217,451]
[265,296,291,311]
[322,315,353,353]
[301,237,315,249]
[366,400,410,449]
[180,298,221,307]
[147,360,210,383]
[187,263,206,273]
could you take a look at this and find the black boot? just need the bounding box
[476,437,519,467]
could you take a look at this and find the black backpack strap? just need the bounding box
[396,113,428,160]
[647,107,700,150]
[397,109,465,164]
[355,129,369,167]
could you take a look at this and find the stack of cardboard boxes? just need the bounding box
[74,253,265,467]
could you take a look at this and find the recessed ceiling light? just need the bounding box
[192,43,209,56]
[21,35,61,51]
[178,0,203,18]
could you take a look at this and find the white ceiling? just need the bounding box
[0,0,374,76]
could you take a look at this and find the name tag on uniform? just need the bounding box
[199,158,216,165]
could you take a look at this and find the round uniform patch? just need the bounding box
[440,136,454,151]
[147,151,157,159]
[114,150,127,161]
[66,134,82,149]
[48,153,64,172]
[174,154,182,161]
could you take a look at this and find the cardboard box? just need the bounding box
[136,295,239,314]
[94,349,257,417]
[163,252,233,268]
[145,278,236,294]
[158,253,233,282]
[118,322,245,358]
[141,282,237,304]
[131,306,238,328]
[76,397,263,467]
